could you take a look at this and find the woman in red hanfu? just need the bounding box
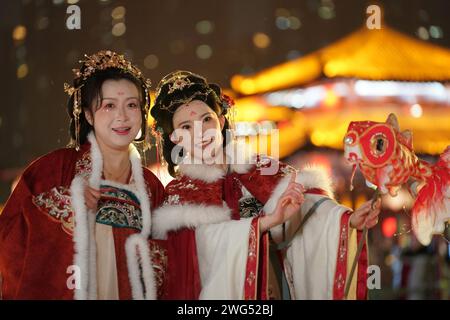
[150,71,381,300]
[0,51,166,300]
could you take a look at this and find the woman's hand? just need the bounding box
[260,171,305,233]
[84,180,101,212]
[349,198,381,230]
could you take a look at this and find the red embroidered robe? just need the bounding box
[0,133,166,299]
[153,157,368,300]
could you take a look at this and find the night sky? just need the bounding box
[1,0,449,200]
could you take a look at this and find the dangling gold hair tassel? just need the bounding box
[73,88,82,151]
[140,87,152,153]
[151,123,167,168]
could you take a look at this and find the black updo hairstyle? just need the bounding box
[67,67,150,147]
[151,73,231,177]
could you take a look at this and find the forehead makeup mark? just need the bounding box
[117,91,125,96]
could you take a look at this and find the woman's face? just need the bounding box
[171,100,225,163]
[85,79,142,151]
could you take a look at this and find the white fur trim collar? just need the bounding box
[152,203,232,239]
[263,166,335,215]
[177,162,256,183]
[71,132,156,300]
[177,143,255,183]
[178,163,226,183]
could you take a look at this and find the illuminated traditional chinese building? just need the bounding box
[230,25,450,158]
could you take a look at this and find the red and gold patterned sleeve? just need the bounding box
[332,210,368,300]
[237,157,295,205]
[237,216,270,300]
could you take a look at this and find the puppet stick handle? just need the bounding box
[344,188,380,299]
[344,226,367,299]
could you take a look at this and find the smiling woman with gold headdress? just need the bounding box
[0,50,166,300]
[150,70,381,300]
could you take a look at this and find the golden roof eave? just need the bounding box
[232,26,450,95]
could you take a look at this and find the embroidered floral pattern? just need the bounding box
[167,178,200,192]
[244,218,260,299]
[164,175,224,206]
[336,273,345,290]
[248,223,257,259]
[165,194,180,205]
[33,186,74,235]
[339,224,348,261]
[247,271,256,286]
[333,211,352,299]
[150,241,168,298]
[178,182,199,191]
[239,184,262,219]
[75,151,92,177]
[96,185,143,230]
[239,196,264,218]
[335,224,348,291]
[280,165,296,177]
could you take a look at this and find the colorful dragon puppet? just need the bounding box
[343,113,449,245]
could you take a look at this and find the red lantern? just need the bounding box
[382,217,397,238]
